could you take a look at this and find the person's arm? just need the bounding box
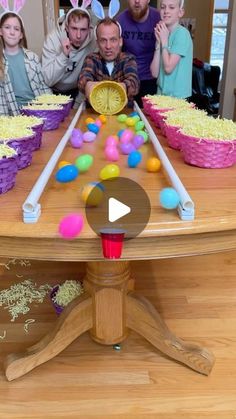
[122,56,140,100]
[157,22,181,74]
[41,32,71,87]
[150,42,161,78]
[78,55,97,98]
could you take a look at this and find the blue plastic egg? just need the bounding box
[127,151,142,168]
[159,187,180,209]
[55,165,79,183]
[87,123,100,134]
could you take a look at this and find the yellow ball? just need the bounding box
[146,157,161,172]
[58,160,71,169]
[85,117,95,125]
[126,117,135,127]
[81,183,103,207]
[99,114,107,124]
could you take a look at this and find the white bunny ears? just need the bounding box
[65,0,92,24]
[0,0,26,21]
[91,0,122,36]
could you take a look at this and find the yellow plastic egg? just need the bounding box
[85,117,95,125]
[99,164,120,180]
[126,117,135,127]
[81,183,103,207]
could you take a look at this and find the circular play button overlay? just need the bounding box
[85,177,151,239]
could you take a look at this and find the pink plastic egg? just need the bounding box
[120,129,134,144]
[95,119,102,128]
[120,142,136,155]
[58,213,84,239]
[105,135,119,147]
[83,131,96,142]
[105,146,120,161]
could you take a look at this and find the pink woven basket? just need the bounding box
[22,108,63,131]
[179,132,236,168]
[142,97,153,115]
[0,156,18,194]
[31,121,45,151]
[165,124,182,150]
[6,133,35,169]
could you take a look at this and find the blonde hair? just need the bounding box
[159,0,185,7]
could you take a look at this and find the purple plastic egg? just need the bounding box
[120,142,136,155]
[83,131,97,143]
[105,146,120,161]
[70,128,83,148]
[133,135,144,149]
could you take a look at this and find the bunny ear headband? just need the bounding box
[66,0,92,25]
[91,0,122,36]
[0,0,26,23]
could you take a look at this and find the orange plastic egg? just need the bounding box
[146,157,161,172]
[58,160,71,169]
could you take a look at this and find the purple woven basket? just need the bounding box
[7,134,35,169]
[31,121,45,151]
[165,124,182,150]
[62,100,73,117]
[179,132,236,168]
[22,108,63,131]
[50,286,64,315]
[0,155,18,194]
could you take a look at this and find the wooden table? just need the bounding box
[2,109,236,381]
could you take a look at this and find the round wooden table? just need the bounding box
[2,110,236,380]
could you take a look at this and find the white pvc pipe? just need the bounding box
[23,102,84,214]
[134,102,194,212]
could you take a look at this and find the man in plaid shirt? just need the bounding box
[78,17,139,103]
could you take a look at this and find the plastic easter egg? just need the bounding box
[120,129,134,144]
[58,160,71,169]
[75,154,93,172]
[105,146,119,161]
[135,120,145,131]
[129,111,139,117]
[128,151,142,168]
[90,181,105,192]
[99,114,107,123]
[95,118,102,128]
[132,115,140,123]
[87,123,99,134]
[70,128,83,148]
[146,157,161,172]
[126,117,136,127]
[132,135,144,149]
[83,131,96,142]
[120,142,136,155]
[59,213,84,239]
[100,164,120,180]
[85,117,95,125]
[81,182,104,207]
[55,164,79,182]
[105,135,119,147]
[117,113,128,123]
[136,130,149,143]
[159,187,180,209]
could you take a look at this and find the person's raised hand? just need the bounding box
[62,38,72,57]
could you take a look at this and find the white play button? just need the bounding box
[108,198,131,223]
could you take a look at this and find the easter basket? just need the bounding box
[31,120,45,150]
[50,286,64,315]
[89,81,127,115]
[0,154,18,194]
[22,107,64,131]
[179,132,236,168]
[50,281,84,315]
[165,123,182,150]
[142,96,153,115]
[4,133,36,170]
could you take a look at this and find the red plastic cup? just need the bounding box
[100,228,125,259]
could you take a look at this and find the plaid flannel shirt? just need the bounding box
[0,48,51,116]
[78,52,140,100]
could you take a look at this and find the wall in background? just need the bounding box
[20,0,45,57]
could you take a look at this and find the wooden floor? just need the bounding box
[1,253,236,418]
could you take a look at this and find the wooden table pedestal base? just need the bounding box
[5,261,215,381]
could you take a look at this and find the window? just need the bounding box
[210,0,229,73]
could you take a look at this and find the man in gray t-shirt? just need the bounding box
[117,0,160,107]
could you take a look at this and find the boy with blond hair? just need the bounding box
[150,0,192,98]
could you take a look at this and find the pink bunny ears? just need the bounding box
[65,0,92,24]
[0,0,26,18]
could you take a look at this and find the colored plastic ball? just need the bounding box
[128,151,142,168]
[75,154,93,172]
[117,113,128,123]
[105,146,120,161]
[58,160,71,169]
[120,129,134,144]
[99,114,107,123]
[132,135,144,149]
[135,120,145,131]
[100,164,120,180]
[85,117,95,125]
[105,135,119,147]
[70,128,83,148]
[146,157,161,172]
[126,117,136,127]
[159,187,180,209]
[136,130,149,143]
[120,142,136,155]
[81,183,103,207]
[59,213,84,239]
[83,131,96,142]
[87,123,99,134]
[55,164,79,182]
